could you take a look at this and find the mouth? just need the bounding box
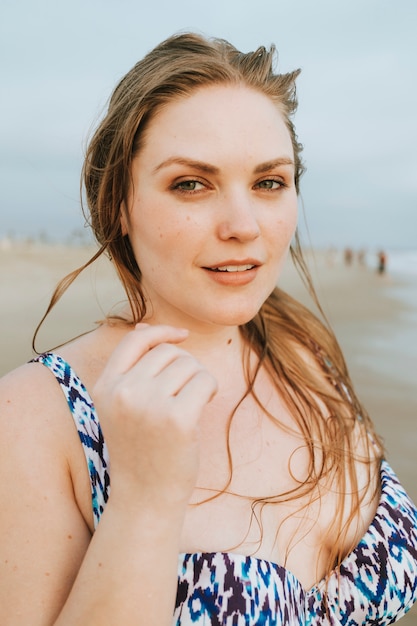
[207,264,257,273]
[202,260,260,286]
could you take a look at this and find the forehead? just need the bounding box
[139,84,294,165]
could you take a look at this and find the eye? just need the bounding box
[173,179,205,193]
[254,179,286,191]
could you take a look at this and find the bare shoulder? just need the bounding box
[53,319,131,388]
[0,320,129,512]
[0,360,73,437]
[0,320,129,429]
[0,356,95,510]
[0,359,86,515]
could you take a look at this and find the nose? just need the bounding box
[216,189,261,242]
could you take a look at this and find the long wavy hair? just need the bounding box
[35,32,383,584]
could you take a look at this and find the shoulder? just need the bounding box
[54,320,132,389]
[0,321,130,432]
[0,359,87,485]
[0,360,71,435]
[0,343,101,532]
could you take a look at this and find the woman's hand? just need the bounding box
[92,324,218,512]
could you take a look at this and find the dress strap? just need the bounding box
[31,352,110,527]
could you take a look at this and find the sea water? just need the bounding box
[387,249,417,278]
[366,249,417,386]
[385,249,417,319]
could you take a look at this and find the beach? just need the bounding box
[1,242,417,622]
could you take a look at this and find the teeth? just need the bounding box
[216,264,255,272]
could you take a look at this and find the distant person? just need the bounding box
[377,250,387,274]
[0,33,416,625]
[344,247,353,266]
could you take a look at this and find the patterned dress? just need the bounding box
[33,352,417,625]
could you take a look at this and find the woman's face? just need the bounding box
[122,84,298,331]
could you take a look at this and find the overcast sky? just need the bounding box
[1,0,416,249]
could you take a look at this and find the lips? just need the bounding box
[202,260,260,286]
[212,264,255,272]
[204,259,261,272]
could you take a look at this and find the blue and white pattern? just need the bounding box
[33,352,417,624]
[33,352,109,527]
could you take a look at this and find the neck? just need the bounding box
[180,324,243,361]
[120,305,250,375]
[139,305,245,361]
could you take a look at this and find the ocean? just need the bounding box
[366,249,417,386]
[387,249,417,278]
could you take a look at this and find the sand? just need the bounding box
[1,242,417,622]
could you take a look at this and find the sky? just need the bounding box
[1,0,416,250]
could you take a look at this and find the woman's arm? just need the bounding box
[0,364,92,624]
[0,325,217,625]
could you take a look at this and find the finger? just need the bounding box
[103,325,189,377]
[153,354,207,397]
[175,370,218,420]
[127,342,191,380]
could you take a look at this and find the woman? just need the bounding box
[0,33,416,625]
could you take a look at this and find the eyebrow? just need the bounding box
[152,156,294,176]
[253,157,295,174]
[152,157,220,175]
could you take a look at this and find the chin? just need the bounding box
[210,307,264,328]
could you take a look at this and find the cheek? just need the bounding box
[275,208,298,242]
[141,204,185,241]
[134,222,185,267]
[286,199,299,236]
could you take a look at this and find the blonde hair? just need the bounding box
[36,32,383,582]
